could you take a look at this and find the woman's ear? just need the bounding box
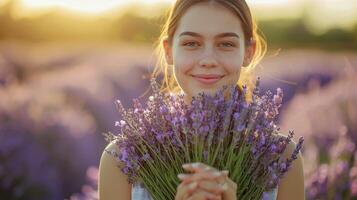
[243,38,256,67]
[163,37,173,65]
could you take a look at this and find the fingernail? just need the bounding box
[182,163,190,168]
[222,170,229,175]
[213,171,222,177]
[221,184,228,191]
[192,163,200,168]
[177,174,187,179]
[189,182,197,189]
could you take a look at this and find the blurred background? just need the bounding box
[0,0,356,199]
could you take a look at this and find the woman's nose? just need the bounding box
[198,48,218,68]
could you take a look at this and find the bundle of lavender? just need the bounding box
[104,77,304,200]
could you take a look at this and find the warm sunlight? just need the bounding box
[20,0,128,14]
[19,0,293,14]
[20,0,173,14]
[247,0,294,5]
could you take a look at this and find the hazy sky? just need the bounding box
[1,0,356,33]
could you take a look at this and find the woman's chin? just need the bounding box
[192,88,219,97]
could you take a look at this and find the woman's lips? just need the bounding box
[191,74,224,85]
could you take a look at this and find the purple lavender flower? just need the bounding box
[306,164,329,200]
[0,129,61,200]
[68,166,99,200]
[105,77,304,200]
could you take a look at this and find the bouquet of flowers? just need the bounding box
[104,77,304,200]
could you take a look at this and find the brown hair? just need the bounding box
[151,0,267,100]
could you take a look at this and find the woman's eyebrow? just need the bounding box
[179,31,240,39]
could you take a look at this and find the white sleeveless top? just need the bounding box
[132,182,278,200]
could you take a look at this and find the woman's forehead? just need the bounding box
[174,3,244,39]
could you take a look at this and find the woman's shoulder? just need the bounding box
[99,140,122,177]
[275,133,305,200]
[99,141,120,175]
[99,141,132,200]
[104,140,120,155]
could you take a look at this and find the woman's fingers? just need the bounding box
[181,162,228,184]
[175,180,223,200]
[178,163,236,200]
[182,162,215,173]
[197,179,226,195]
[178,172,226,195]
[175,181,198,200]
[178,171,226,184]
[226,176,237,191]
[186,189,222,200]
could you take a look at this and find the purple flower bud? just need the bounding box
[193,122,200,130]
[236,124,245,132]
[269,144,277,153]
[233,112,240,120]
[279,162,288,173]
[179,116,187,125]
[172,117,179,126]
[259,135,266,146]
[159,106,168,113]
[165,115,172,121]
[155,132,165,143]
[190,113,196,120]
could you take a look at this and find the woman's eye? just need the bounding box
[182,41,236,48]
[183,41,199,47]
[219,42,236,48]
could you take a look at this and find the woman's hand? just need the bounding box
[174,169,224,200]
[175,162,238,200]
[175,180,222,200]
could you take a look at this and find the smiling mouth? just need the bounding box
[191,74,224,85]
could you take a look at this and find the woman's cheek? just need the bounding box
[173,65,188,90]
[174,57,195,76]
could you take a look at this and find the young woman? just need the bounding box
[99,1,305,200]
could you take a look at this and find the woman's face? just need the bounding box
[163,2,255,103]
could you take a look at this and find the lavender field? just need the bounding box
[1,41,357,199]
